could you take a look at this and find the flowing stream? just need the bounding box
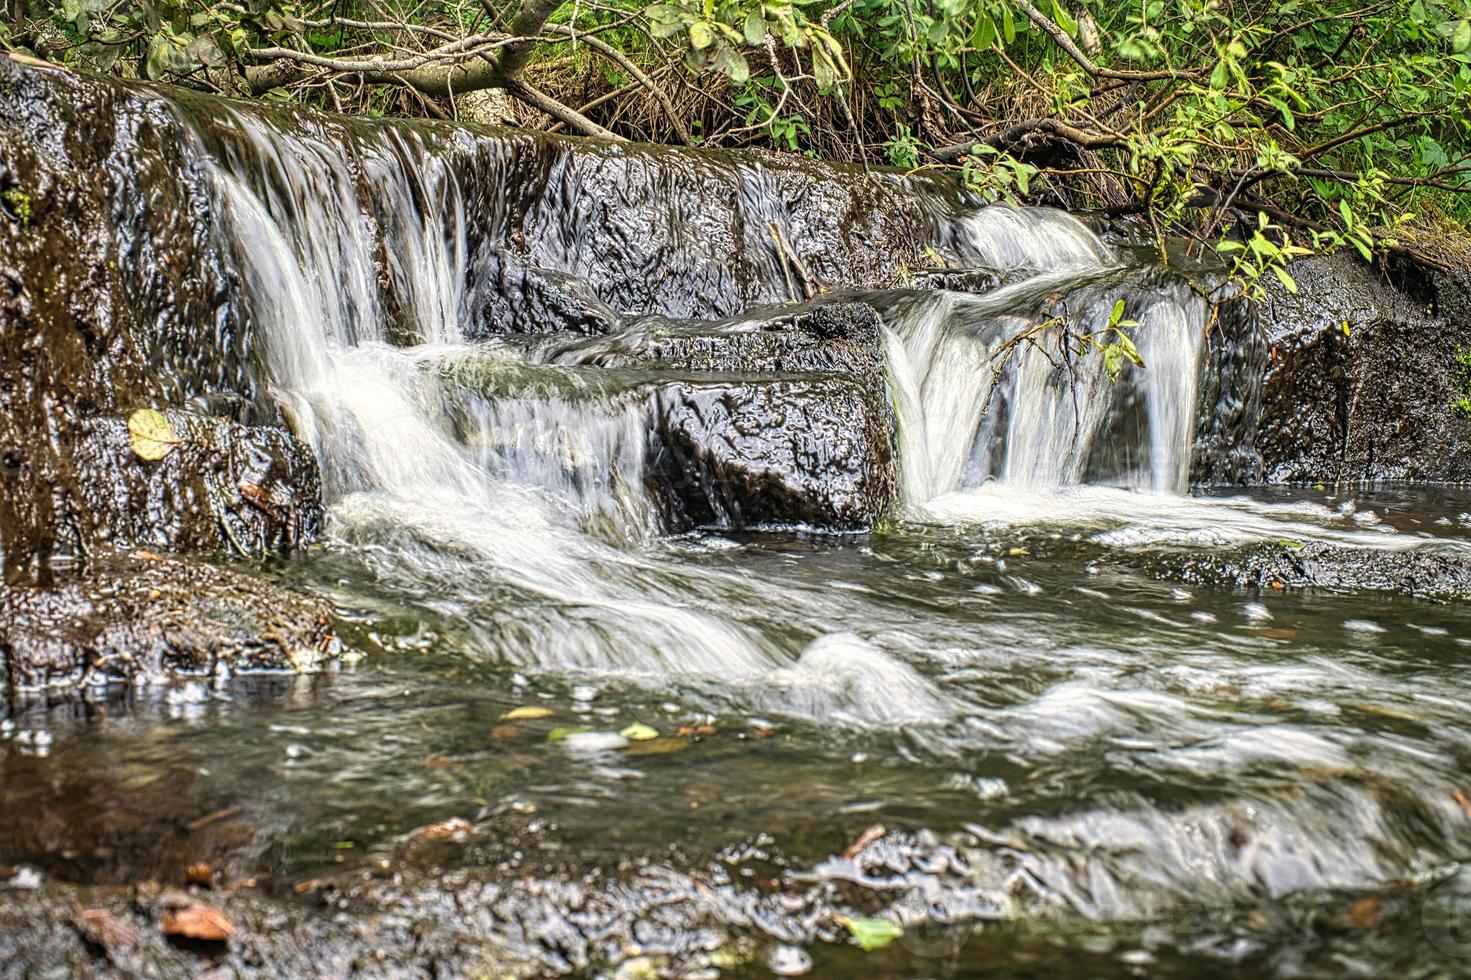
[4,94,1471,977]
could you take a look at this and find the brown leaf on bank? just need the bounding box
[238,481,275,515]
[185,862,215,888]
[161,902,235,942]
[843,823,887,860]
[71,905,140,958]
[1453,788,1471,818]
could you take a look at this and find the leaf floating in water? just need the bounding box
[160,902,235,942]
[619,722,659,741]
[127,409,179,461]
[547,725,590,742]
[501,706,553,721]
[837,915,903,951]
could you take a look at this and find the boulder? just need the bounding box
[1197,253,1471,484]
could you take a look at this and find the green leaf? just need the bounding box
[128,409,178,461]
[1109,298,1126,326]
[838,916,903,951]
[743,9,765,46]
[547,725,590,741]
[689,21,714,50]
[619,722,659,741]
[1271,265,1298,293]
[1051,0,1078,36]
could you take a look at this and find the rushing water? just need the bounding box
[4,96,1471,977]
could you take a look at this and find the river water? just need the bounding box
[3,92,1471,977]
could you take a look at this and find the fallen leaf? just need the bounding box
[622,737,689,756]
[842,823,886,860]
[490,725,519,739]
[501,706,553,721]
[127,409,179,462]
[1348,896,1382,928]
[1452,788,1471,817]
[71,905,140,956]
[675,725,717,737]
[836,915,903,951]
[547,725,590,741]
[619,722,659,741]
[160,903,235,942]
[185,863,215,888]
[414,817,472,842]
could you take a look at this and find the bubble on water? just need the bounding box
[766,945,812,976]
[1344,619,1386,634]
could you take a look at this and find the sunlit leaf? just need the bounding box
[501,706,553,720]
[128,408,178,461]
[619,722,659,741]
[838,915,903,951]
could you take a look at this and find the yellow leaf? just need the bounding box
[619,722,659,741]
[127,409,178,461]
[501,706,553,721]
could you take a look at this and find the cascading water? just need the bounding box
[884,207,1210,511]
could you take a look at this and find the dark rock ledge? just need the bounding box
[1,548,341,695]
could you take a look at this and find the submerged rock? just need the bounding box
[0,548,339,692]
[1157,540,1471,600]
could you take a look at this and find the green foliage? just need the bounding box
[7,0,1469,280]
[1453,346,1471,418]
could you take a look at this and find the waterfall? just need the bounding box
[885,207,1209,511]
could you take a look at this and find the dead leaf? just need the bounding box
[1452,788,1471,818]
[842,823,887,860]
[71,905,140,957]
[185,863,215,888]
[676,725,717,737]
[413,817,472,842]
[161,902,235,942]
[1348,896,1382,929]
[501,706,553,721]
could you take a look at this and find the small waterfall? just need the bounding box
[886,207,1209,509]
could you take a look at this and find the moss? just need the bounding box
[2,187,31,228]
[1453,346,1471,419]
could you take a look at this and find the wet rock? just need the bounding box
[545,309,895,531]
[1208,253,1471,483]
[648,373,894,531]
[73,411,322,557]
[0,548,339,691]
[1156,540,1471,600]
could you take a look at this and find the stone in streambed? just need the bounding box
[1156,540,1471,600]
[0,548,340,692]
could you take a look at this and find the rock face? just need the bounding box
[1196,253,1471,484]
[0,59,312,581]
[0,549,339,692]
